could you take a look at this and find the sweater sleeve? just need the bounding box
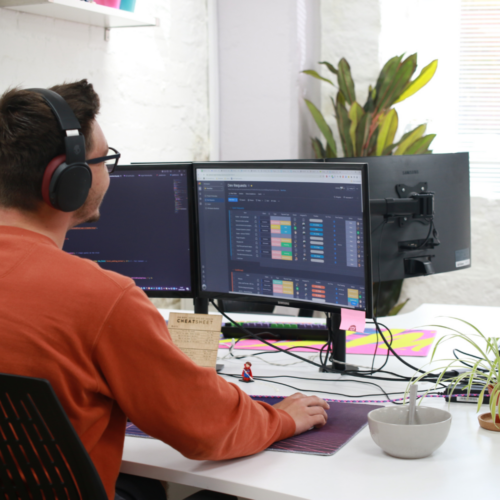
[92,286,296,460]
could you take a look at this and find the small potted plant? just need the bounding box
[408,318,500,431]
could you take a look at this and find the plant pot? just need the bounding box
[478,384,500,431]
[478,413,500,431]
[487,384,500,423]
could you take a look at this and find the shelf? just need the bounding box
[0,0,159,29]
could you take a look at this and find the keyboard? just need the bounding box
[221,322,328,341]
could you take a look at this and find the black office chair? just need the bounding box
[0,373,107,500]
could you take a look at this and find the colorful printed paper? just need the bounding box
[219,328,437,357]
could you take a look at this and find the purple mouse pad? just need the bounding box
[125,396,383,456]
[252,396,383,455]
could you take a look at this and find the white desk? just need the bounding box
[121,304,500,499]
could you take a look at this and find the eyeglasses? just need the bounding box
[87,147,121,173]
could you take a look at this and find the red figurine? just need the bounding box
[241,362,253,383]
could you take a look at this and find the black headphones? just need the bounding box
[29,88,92,212]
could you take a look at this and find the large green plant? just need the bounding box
[303,54,438,159]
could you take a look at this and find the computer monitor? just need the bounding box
[327,153,471,282]
[63,163,197,298]
[194,162,373,316]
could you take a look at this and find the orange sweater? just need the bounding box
[0,227,295,499]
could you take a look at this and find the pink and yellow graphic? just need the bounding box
[219,328,436,358]
[270,217,293,260]
[273,280,294,299]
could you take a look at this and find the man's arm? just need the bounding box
[93,286,328,461]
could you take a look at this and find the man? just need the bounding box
[0,81,329,500]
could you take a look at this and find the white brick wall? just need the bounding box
[0,1,209,165]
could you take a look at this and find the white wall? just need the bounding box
[0,0,209,311]
[217,0,321,161]
[379,0,461,157]
[0,1,209,164]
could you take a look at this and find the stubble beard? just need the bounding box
[73,189,104,225]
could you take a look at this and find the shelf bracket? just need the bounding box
[104,27,110,42]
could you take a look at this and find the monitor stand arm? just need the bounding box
[370,192,434,219]
[320,313,358,373]
[193,298,209,314]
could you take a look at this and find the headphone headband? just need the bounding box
[28,88,92,212]
[28,88,82,131]
[28,88,86,166]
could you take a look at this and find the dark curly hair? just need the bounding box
[0,80,100,211]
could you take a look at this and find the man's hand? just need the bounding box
[273,393,329,435]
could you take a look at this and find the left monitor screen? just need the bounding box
[63,164,194,297]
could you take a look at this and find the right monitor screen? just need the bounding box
[195,163,372,315]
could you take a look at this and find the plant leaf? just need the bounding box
[334,94,354,157]
[366,126,379,156]
[304,99,338,157]
[388,298,409,316]
[302,69,335,86]
[364,85,377,113]
[404,134,436,155]
[338,58,356,105]
[355,112,372,156]
[319,61,338,75]
[348,102,364,155]
[374,55,404,110]
[394,124,426,155]
[394,59,438,104]
[376,109,398,156]
[311,137,326,159]
[325,142,336,158]
[378,54,417,111]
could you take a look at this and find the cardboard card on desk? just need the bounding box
[126,396,383,456]
[168,313,222,369]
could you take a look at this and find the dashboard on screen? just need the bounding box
[194,163,372,315]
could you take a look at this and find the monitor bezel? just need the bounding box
[111,163,198,299]
[193,162,373,318]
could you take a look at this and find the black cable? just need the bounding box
[222,373,395,400]
[221,373,438,403]
[370,220,394,374]
[414,218,434,250]
[215,297,449,384]
[452,349,488,371]
[212,300,326,370]
[372,318,453,382]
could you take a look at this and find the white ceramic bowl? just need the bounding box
[367,406,452,459]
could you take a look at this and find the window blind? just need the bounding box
[459,0,500,198]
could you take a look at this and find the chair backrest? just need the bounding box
[0,373,108,500]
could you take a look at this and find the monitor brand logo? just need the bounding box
[278,301,290,305]
[402,170,419,175]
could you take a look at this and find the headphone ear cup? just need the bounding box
[42,155,66,209]
[42,155,92,212]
